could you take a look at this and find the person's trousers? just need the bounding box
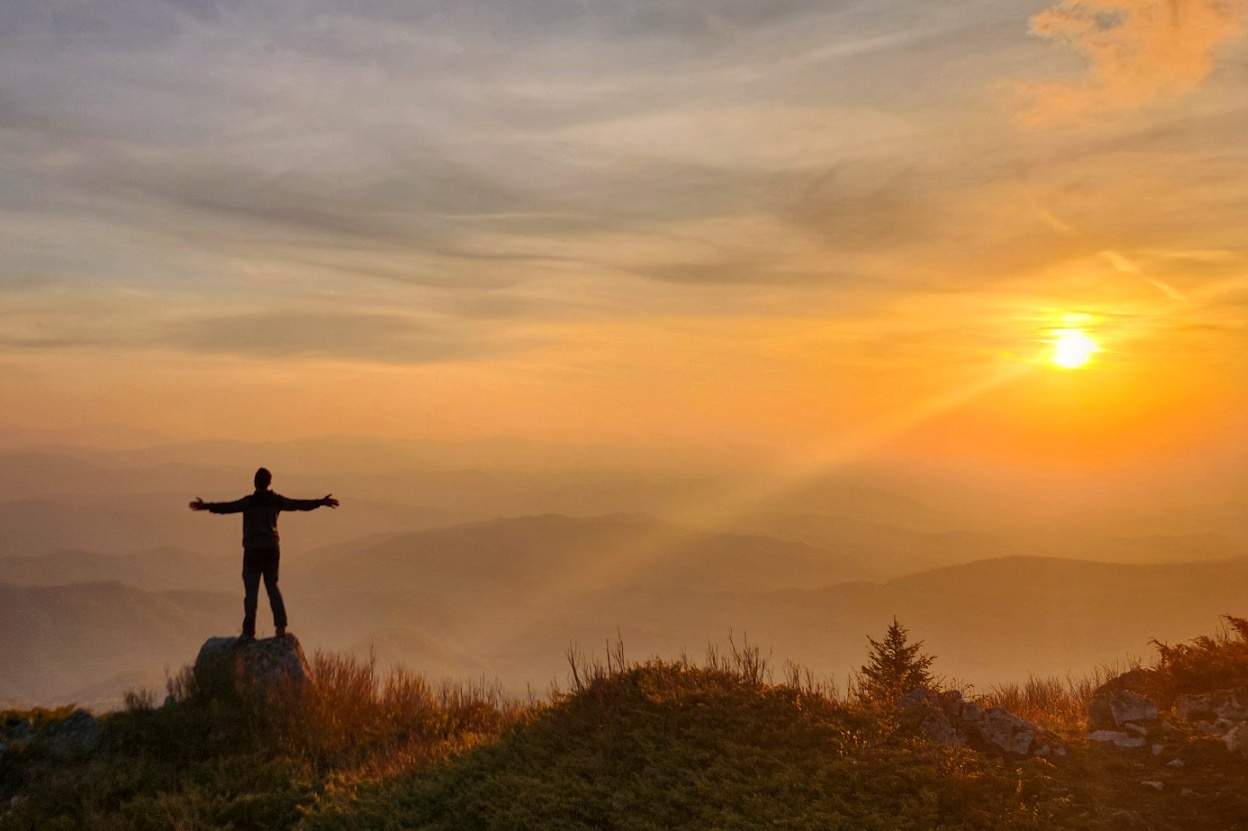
[242,547,287,637]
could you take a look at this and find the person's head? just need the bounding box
[254,467,272,490]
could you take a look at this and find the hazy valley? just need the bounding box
[3,436,1247,709]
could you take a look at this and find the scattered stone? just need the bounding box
[1180,788,1195,797]
[1151,744,1163,755]
[1175,687,1248,723]
[1167,759,1184,767]
[1222,722,1248,755]
[1140,781,1164,792]
[193,634,313,700]
[1089,730,1148,749]
[1125,723,1148,736]
[42,710,101,760]
[1111,809,1142,827]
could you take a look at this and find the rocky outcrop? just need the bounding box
[899,688,1063,758]
[1174,687,1248,723]
[42,710,101,760]
[1,710,101,761]
[1089,670,1248,754]
[1168,686,1248,753]
[1085,672,1163,750]
[193,634,313,700]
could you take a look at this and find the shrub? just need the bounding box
[856,617,936,706]
[1150,614,1248,705]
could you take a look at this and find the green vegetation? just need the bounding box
[2,626,1248,830]
[1150,615,1248,705]
[856,617,936,706]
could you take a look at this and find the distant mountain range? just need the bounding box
[296,513,866,598]
[3,512,1247,709]
[0,582,234,709]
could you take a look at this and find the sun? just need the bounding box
[1049,328,1100,369]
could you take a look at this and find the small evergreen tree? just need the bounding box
[857,617,935,705]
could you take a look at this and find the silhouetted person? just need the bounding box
[190,467,338,642]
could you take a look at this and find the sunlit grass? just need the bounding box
[5,623,1248,830]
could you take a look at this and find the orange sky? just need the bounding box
[2,0,1248,473]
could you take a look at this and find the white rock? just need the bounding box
[1140,781,1163,792]
[1167,759,1185,767]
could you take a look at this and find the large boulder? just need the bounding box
[971,707,1041,757]
[1111,690,1158,725]
[193,635,313,700]
[1088,674,1161,732]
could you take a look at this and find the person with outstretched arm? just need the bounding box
[189,467,338,642]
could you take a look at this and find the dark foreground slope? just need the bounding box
[3,649,1248,831]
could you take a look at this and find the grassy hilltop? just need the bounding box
[3,631,1248,831]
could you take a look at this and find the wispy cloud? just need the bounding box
[1017,0,1248,124]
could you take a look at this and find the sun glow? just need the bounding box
[1050,328,1099,369]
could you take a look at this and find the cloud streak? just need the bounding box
[1018,0,1248,123]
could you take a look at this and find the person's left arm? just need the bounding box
[278,494,339,511]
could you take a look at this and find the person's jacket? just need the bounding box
[202,489,323,550]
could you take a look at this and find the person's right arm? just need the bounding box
[188,497,248,513]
